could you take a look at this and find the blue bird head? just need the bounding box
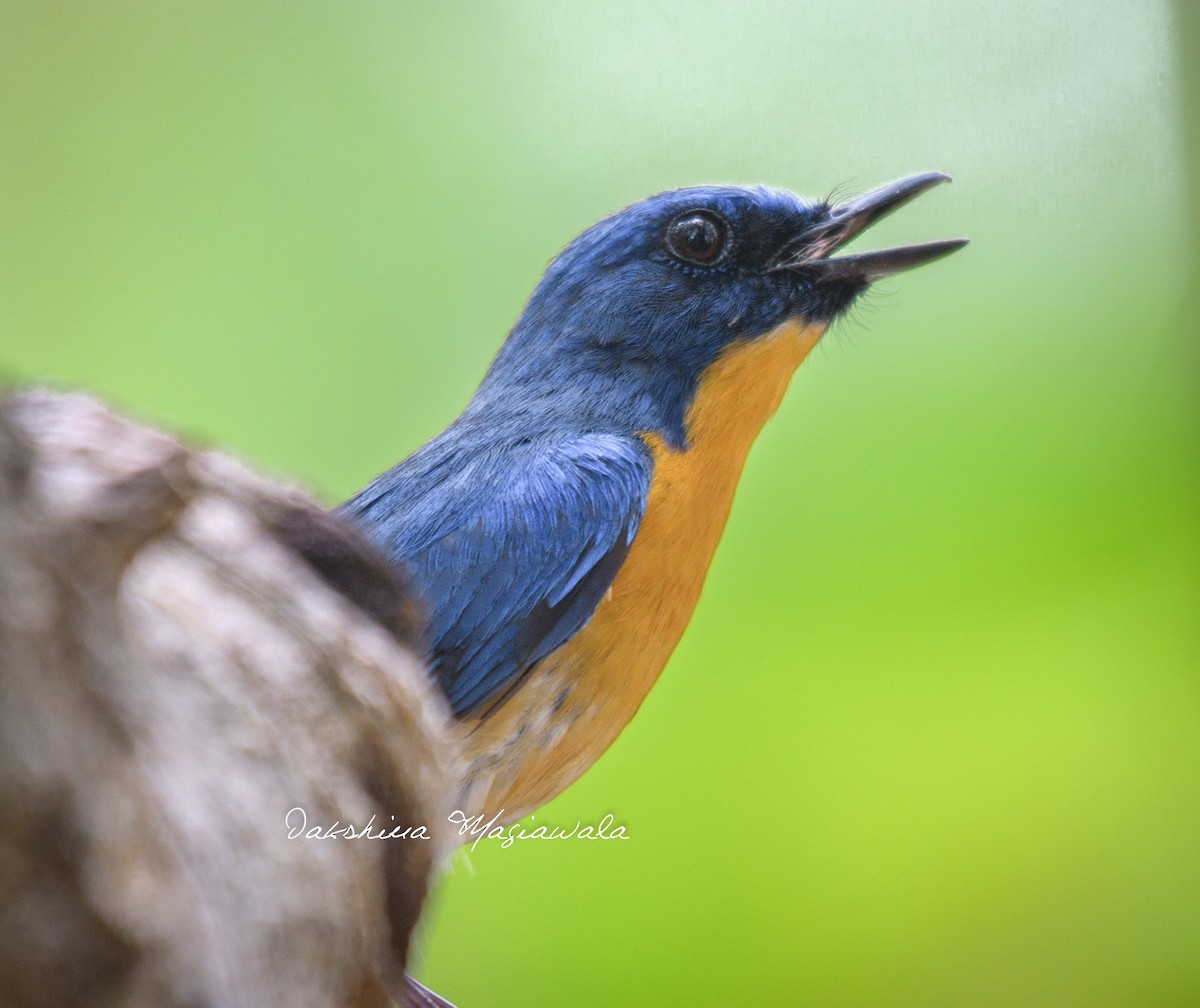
[471,172,966,449]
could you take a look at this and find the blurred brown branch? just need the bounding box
[0,390,460,1008]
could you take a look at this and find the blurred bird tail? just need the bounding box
[402,973,459,1008]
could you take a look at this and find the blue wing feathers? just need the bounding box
[340,431,651,715]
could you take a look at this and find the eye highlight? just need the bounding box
[664,210,730,266]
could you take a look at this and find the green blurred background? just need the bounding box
[3,2,1197,1005]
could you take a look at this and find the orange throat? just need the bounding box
[455,318,825,824]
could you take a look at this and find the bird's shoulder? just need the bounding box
[344,424,651,555]
[341,424,653,714]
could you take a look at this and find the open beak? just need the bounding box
[770,171,968,281]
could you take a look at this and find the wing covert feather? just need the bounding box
[342,433,651,714]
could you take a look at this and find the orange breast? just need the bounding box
[455,318,825,822]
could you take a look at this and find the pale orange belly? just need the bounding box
[454,318,824,823]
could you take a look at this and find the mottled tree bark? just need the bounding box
[0,390,460,1008]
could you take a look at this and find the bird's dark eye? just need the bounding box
[664,210,730,266]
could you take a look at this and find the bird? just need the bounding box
[340,171,967,825]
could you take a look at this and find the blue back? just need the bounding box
[344,423,650,712]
